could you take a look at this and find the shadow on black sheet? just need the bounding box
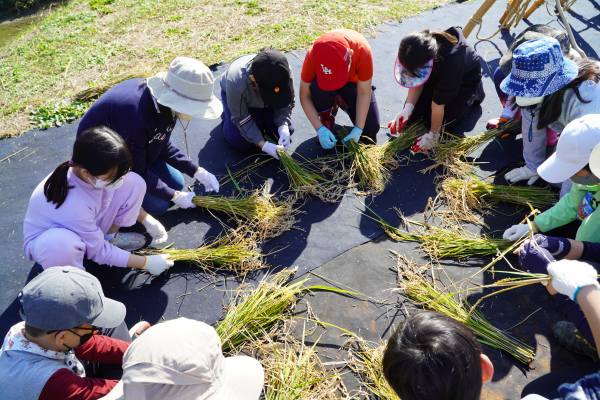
[1,3,600,382]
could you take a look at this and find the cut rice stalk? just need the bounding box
[391,251,536,364]
[380,122,429,165]
[277,150,345,203]
[347,338,397,400]
[193,183,301,240]
[336,136,390,195]
[364,207,512,259]
[250,323,350,400]
[140,228,266,274]
[216,268,363,354]
[74,66,155,101]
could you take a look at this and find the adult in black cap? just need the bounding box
[220,47,295,160]
[0,266,149,400]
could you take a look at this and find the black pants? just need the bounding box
[406,82,478,131]
[84,321,131,380]
[521,361,600,399]
[309,78,380,142]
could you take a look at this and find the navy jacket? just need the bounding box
[77,78,199,200]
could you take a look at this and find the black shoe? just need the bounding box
[553,321,599,361]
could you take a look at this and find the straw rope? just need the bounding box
[471,0,533,41]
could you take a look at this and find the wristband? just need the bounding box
[142,256,147,269]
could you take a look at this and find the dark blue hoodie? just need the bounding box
[77,78,199,200]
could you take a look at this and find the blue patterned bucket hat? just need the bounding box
[500,36,578,97]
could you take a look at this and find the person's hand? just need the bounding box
[278,125,291,149]
[194,168,219,193]
[505,166,539,185]
[548,260,600,302]
[388,103,414,135]
[141,215,168,246]
[486,117,510,130]
[503,223,535,241]
[518,241,555,276]
[529,234,572,259]
[172,191,197,209]
[143,254,174,276]
[262,142,284,160]
[412,131,440,153]
[317,126,336,149]
[342,126,363,146]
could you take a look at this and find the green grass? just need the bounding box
[0,0,453,137]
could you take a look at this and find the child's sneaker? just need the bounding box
[109,232,146,251]
[553,321,599,361]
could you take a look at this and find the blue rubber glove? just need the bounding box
[317,126,336,149]
[343,126,363,146]
[532,234,572,259]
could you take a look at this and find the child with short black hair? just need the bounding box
[382,311,494,400]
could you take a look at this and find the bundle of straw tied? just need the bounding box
[141,118,555,397]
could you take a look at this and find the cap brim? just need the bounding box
[538,152,587,183]
[590,142,600,177]
[394,59,433,88]
[209,356,264,400]
[88,297,126,329]
[258,84,292,109]
[147,74,223,120]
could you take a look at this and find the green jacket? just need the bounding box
[536,182,600,242]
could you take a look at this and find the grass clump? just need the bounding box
[29,100,91,129]
[391,251,536,364]
[347,338,397,400]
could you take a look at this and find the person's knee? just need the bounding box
[170,169,185,191]
[34,229,85,269]
[142,195,171,216]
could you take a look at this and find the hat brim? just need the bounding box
[147,73,223,120]
[538,151,587,183]
[87,297,126,329]
[500,58,578,97]
[394,58,433,88]
[258,83,292,110]
[589,142,600,178]
[208,356,264,400]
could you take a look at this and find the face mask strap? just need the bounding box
[526,93,554,142]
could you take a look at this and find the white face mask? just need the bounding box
[87,176,124,190]
[516,96,545,107]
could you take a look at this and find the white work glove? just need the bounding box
[548,260,600,302]
[388,103,414,135]
[278,125,291,149]
[262,142,284,160]
[412,130,440,153]
[503,223,536,241]
[143,254,174,276]
[141,215,168,247]
[172,191,197,209]
[194,168,219,193]
[505,166,540,185]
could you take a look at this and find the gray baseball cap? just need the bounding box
[18,266,126,330]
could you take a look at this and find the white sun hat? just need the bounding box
[538,114,600,183]
[147,57,223,120]
[107,317,264,400]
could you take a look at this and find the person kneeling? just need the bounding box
[0,266,147,400]
[102,318,264,400]
[23,126,173,276]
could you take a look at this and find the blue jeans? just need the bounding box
[141,160,184,215]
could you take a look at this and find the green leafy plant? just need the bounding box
[29,101,91,129]
[90,0,116,14]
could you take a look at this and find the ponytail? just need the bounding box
[43,161,74,209]
[43,126,132,209]
[398,29,458,78]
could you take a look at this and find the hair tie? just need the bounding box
[68,159,77,168]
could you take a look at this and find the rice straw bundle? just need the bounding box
[74,66,155,101]
[193,184,300,240]
[391,251,536,364]
[277,150,345,203]
[439,176,557,220]
[366,208,512,259]
[141,228,265,274]
[343,139,390,195]
[347,338,397,400]
[380,123,429,164]
[251,324,350,400]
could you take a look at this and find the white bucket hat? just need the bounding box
[147,57,223,120]
[538,114,600,183]
[105,318,264,400]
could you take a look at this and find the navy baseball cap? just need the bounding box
[19,266,126,330]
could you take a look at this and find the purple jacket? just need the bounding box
[77,78,199,200]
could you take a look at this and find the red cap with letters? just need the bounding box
[311,31,349,91]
